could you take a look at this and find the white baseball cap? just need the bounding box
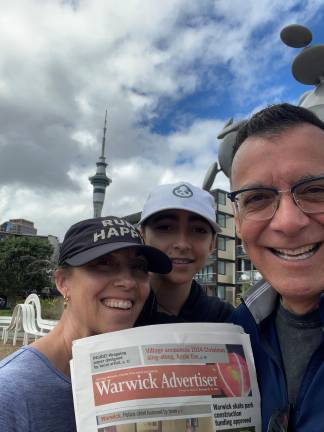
[139,182,221,233]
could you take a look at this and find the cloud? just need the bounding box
[1,0,323,239]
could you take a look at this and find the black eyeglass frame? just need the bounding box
[227,175,324,220]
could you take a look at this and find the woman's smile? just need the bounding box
[100,298,133,310]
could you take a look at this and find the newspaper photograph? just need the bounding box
[71,323,261,432]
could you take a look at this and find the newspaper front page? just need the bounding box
[71,323,261,432]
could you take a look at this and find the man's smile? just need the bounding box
[269,243,320,260]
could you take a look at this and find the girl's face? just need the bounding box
[142,209,215,287]
[55,247,150,337]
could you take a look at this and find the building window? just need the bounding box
[196,265,215,283]
[218,191,227,205]
[243,259,251,271]
[217,213,226,228]
[218,260,226,275]
[218,236,226,251]
[207,265,214,281]
[217,285,225,299]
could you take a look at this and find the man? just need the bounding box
[230,103,324,431]
[136,181,233,325]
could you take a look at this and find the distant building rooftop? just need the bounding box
[0,219,37,236]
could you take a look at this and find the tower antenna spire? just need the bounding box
[89,109,112,217]
[101,109,107,158]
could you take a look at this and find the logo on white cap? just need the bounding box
[172,184,193,198]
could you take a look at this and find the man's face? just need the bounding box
[231,123,324,313]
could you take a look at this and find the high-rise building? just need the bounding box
[89,110,111,217]
[196,189,262,305]
[195,188,236,305]
[0,219,37,236]
[236,239,262,293]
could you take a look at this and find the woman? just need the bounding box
[0,216,171,432]
[136,181,234,325]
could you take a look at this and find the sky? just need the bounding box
[1,0,324,240]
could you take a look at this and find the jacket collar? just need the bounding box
[242,279,278,324]
[243,279,324,325]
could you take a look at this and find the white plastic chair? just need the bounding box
[20,304,44,345]
[24,294,57,333]
[0,316,12,339]
[2,304,22,345]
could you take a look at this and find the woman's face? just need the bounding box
[56,247,150,337]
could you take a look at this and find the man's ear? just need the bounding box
[234,214,242,239]
[55,268,72,298]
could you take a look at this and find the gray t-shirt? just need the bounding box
[275,302,322,405]
[0,345,76,431]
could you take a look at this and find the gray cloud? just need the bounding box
[0,0,322,238]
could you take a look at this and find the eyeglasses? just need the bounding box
[227,176,324,221]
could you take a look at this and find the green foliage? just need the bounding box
[235,283,252,306]
[0,236,53,302]
[240,283,252,295]
[40,297,63,320]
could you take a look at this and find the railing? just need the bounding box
[194,272,217,285]
[236,270,262,284]
[195,272,235,285]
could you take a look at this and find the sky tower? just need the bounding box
[89,110,112,217]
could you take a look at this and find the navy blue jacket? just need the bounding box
[231,279,324,432]
[136,279,234,326]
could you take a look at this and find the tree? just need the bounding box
[0,236,54,303]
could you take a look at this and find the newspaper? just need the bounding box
[71,323,261,432]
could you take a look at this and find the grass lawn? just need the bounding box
[0,309,13,316]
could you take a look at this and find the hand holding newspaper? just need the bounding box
[71,323,261,432]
